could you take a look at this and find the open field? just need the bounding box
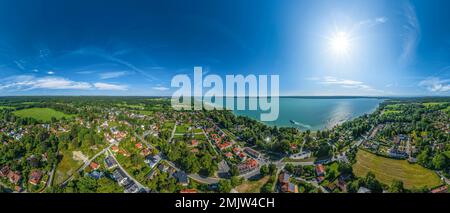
[54,150,83,185]
[235,176,270,193]
[13,108,74,122]
[353,149,442,189]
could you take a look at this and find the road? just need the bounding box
[79,143,116,172]
[163,160,221,184]
[107,149,149,191]
[294,177,329,193]
[168,123,177,143]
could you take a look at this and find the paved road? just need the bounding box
[79,143,116,172]
[107,149,149,191]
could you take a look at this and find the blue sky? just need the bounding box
[0,0,449,96]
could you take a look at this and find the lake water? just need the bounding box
[215,97,384,130]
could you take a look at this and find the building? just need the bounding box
[180,189,197,193]
[111,146,119,153]
[145,154,161,169]
[357,187,372,193]
[281,182,298,193]
[237,158,259,174]
[90,162,100,170]
[105,156,118,169]
[315,164,325,176]
[173,171,189,186]
[29,170,43,185]
[135,143,143,149]
[0,166,10,177]
[244,147,261,158]
[124,182,140,193]
[7,171,21,184]
[112,169,130,186]
[431,185,448,193]
[278,172,290,184]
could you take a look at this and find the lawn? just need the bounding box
[14,108,74,122]
[235,176,270,193]
[353,149,442,189]
[54,150,83,185]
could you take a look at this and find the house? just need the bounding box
[180,189,197,193]
[0,166,10,177]
[279,172,291,184]
[105,156,118,169]
[140,148,151,156]
[119,149,130,157]
[173,171,189,186]
[237,158,259,174]
[124,182,140,193]
[112,169,129,186]
[29,170,43,185]
[7,171,21,184]
[145,154,161,168]
[431,185,448,193]
[315,164,325,176]
[191,140,198,147]
[232,147,241,155]
[158,164,169,173]
[225,152,233,159]
[357,187,372,193]
[90,162,100,170]
[111,146,119,153]
[135,143,143,149]
[89,171,103,179]
[244,147,261,158]
[238,152,247,161]
[281,182,298,193]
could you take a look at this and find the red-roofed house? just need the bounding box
[191,140,198,147]
[111,146,119,153]
[7,171,21,184]
[316,164,325,176]
[135,143,143,149]
[431,185,448,193]
[29,170,43,185]
[90,162,100,170]
[180,189,198,193]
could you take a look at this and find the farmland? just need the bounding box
[353,149,442,189]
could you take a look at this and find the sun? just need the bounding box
[329,31,351,56]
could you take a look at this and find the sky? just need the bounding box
[0,0,449,96]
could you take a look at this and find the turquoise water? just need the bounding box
[217,97,383,130]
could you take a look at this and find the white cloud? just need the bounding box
[47,71,55,75]
[419,77,450,92]
[399,3,420,67]
[312,76,384,93]
[358,16,388,28]
[152,86,169,91]
[0,76,92,90]
[94,82,128,91]
[99,71,128,79]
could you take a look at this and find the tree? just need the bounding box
[268,164,277,175]
[260,164,269,176]
[389,180,405,193]
[363,172,383,193]
[432,153,447,170]
[230,165,239,177]
[218,180,232,193]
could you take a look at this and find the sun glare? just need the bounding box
[330,31,351,56]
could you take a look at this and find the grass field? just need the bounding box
[235,176,270,193]
[14,108,74,122]
[353,149,442,189]
[54,150,83,185]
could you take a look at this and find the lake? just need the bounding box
[216,97,384,130]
